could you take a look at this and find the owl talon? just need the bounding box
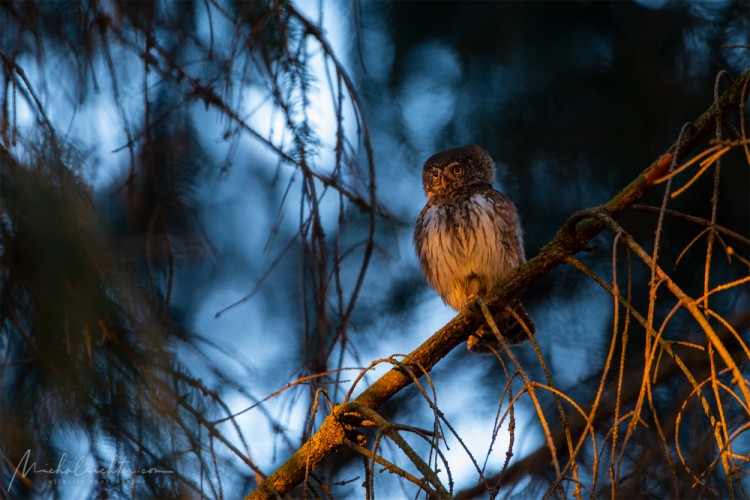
[467,325,499,353]
[466,334,479,351]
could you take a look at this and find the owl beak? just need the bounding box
[435,171,447,190]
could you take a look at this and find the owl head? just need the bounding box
[421,144,495,199]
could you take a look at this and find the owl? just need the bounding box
[413,144,535,352]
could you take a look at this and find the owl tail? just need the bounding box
[467,299,535,354]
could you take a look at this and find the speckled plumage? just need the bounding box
[414,145,534,351]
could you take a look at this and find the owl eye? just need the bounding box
[431,171,440,179]
[452,166,463,175]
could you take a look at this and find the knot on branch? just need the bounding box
[334,405,369,447]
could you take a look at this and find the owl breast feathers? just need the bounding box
[414,144,534,349]
[415,188,524,310]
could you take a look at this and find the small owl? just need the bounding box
[413,145,535,352]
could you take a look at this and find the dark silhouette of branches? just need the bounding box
[1,1,381,497]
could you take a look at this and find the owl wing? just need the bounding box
[483,187,526,268]
[414,201,467,309]
[413,206,430,276]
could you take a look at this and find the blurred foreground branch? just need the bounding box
[247,68,750,498]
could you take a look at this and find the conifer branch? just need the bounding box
[247,67,750,499]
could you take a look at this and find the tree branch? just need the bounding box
[246,67,750,499]
[453,310,750,499]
